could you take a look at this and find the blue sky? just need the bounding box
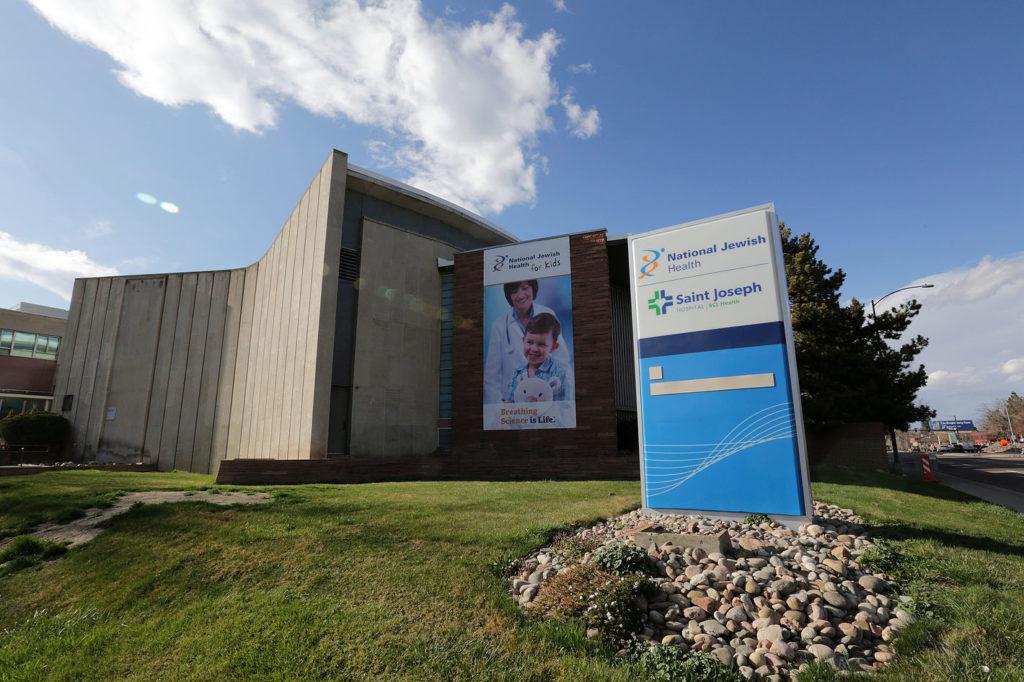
[1,1,1022,420]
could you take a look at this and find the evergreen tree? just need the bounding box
[779,223,934,430]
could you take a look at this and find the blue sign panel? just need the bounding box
[931,419,977,431]
[629,206,811,519]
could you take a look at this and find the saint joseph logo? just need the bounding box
[647,289,673,316]
[639,248,664,279]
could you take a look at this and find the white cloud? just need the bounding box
[552,0,568,12]
[569,62,594,75]
[561,92,600,138]
[84,219,114,238]
[0,231,118,300]
[29,1,600,214]
[871,251,1024,421]
[1003,358,1024,380]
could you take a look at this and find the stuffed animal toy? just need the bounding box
[513,375,561,403]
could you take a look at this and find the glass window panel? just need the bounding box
[34,335,48,355]
[48,336,61,353]
[12,332,36,357]
[1,399,25,418]
[0,329,12,354]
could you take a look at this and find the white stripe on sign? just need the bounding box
[649,371,775,396]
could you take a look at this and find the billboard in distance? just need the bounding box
[931,419,978,431]
[628,205,811,518]
[482,237,576,430]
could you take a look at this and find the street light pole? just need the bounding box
[870,283,935,471]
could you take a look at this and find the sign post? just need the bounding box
[628,205,811,523]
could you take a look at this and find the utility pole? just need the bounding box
[1005,403,1017,443]
[870,283,935,471]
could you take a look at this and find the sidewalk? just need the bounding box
[936,473,1024,514]
[896,453,1024,513]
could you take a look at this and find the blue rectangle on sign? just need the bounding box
[640,343,805,516]
[638,321,785,359]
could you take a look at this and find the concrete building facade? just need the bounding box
[53,150,514,472]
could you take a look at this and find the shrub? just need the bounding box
[0,412,71,451]
[629,644,742,682]
[533,564,653,644]
[534,564,613,619]
[584,575,658,643]
[592,541,654,576]
[742,513,771,526]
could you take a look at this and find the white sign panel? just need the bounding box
[629,205,811,519]
[483,237,571,286]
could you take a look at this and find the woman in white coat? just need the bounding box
[484,279,573,404]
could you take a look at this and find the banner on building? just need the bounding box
[482,236,576,430]
[628,205,811,518]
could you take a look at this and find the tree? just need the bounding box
[779,223,934,431]
[980,392,1024,439]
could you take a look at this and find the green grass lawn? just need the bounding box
[0,468,1022,680]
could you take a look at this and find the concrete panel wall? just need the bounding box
[51,151,348,473]
[349,219,455,456]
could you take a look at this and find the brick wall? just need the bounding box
[450,230,632,476]
[0,356,57,394]
[216,229,640,484]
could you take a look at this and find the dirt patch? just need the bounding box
[31,491,272,547]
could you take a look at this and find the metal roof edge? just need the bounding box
[345,163,517,243]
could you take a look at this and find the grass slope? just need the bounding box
[0,468,1021,680]
[0,470,213,539]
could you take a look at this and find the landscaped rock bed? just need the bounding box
[510,502,915,680]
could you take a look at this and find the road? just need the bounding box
[933,453,1024,512]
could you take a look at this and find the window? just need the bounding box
[437,270,454,421]
[12,332,35,357]
[0,329,61,359]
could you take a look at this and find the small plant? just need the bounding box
[859,539,906,577]
[742,513,771,525]
[592,542,654,576]
[629,644,742,682]
[550,532,601,564]
[488,552,522,578]
[0,535,68,576]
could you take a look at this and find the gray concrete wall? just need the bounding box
[348,219,456,456]
[51,151,348,472]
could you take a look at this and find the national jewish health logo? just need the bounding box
[647,289,673,316]
[639,248,664,279]
[491,254,507,272]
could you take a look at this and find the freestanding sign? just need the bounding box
[482,236,577,430]
[628,205,811,519]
